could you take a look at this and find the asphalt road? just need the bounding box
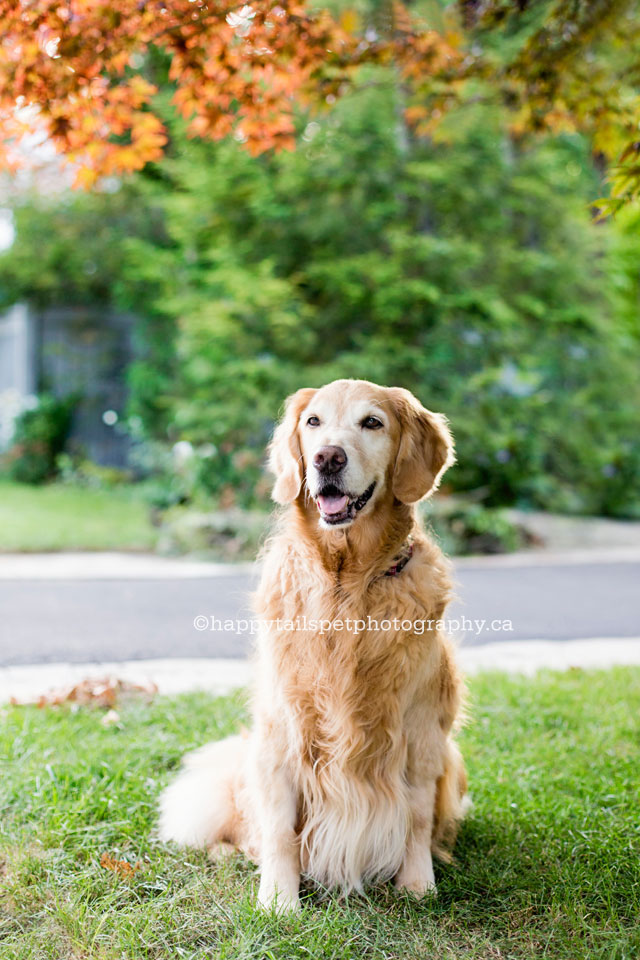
[0,558,638,667]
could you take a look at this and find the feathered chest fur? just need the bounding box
[255,546,444,780]
[255,559,442,889]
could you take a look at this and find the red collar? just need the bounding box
[384,540,414,577]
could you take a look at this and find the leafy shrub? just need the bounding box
[422,498,533,556]
[1,78,639,517]
[56,454,132,489]
[157,506,269,560]
[155,499,526,560]
[119,85,640,517]
[5,394,76,484]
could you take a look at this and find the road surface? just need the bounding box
[0,553,637,666]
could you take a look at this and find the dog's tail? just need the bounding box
[158,735,247,853]
[432,738,470,862]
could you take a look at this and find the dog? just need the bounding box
[159,379,468,911]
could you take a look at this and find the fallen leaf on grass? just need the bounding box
[100,852,142,878]
[10,676,157,709]
[101,708,121,726]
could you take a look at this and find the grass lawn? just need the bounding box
[0,479,157,552]
[1,669,638,960]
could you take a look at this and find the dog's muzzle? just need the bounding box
[315,481,376,526]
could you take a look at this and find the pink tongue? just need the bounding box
[317,494,348,516]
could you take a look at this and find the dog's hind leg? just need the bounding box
[396,736,469,896]
[431,737,469,862]
[158,735,250,857]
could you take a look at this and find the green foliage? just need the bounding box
[1,74,639,516]
[605,202,640,339]
[0,184,179,438]
[4,394,76,485]
[56,454,132,489]
[157,506,270,560]
[122,81,639,515]
[0,186,163,309]
[422,498,530,555]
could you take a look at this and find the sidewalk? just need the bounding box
[0,551,256,580]
[1,545,640,579]
[2,540,638,703]
[3,639,640,705]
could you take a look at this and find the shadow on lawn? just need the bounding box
[237,809,636,957]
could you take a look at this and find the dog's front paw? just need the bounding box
[257,878,301,913]
[395,861,437,899]
[395,875,437,898]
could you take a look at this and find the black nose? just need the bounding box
[313,445,347,475]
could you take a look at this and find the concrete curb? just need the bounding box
[0,553,256,580]
[459,637,640,674]
[1,547,639,580]
[3,639,639,704]
[453,547,640,568]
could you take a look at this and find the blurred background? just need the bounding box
[0,1,639,565]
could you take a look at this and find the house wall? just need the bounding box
[0,303,135,466]
[0,304,37,450]
[0,303,36,395]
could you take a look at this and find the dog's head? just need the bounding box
[269,379,455,529]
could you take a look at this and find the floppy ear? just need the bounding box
[390,388,455,504]
[268,387,317,504]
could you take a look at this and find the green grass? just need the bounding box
[0,479,157,552]
[1,670,639,959]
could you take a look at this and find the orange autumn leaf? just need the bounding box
[10,675,157,708]
[0,0,639,205]
[0,0,463,182]
[100,852,142,878]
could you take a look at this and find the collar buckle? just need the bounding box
[384,540,414,577]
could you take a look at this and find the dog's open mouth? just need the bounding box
[315,481,376,525]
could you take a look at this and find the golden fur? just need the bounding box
[159,379,468,911]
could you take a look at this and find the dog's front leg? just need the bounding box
[249,736,300,912]
[395,779,437,897]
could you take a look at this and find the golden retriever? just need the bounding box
[159,379,468,911]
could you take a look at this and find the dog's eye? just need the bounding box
[306,416,321,427]
[362,416,383,430]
